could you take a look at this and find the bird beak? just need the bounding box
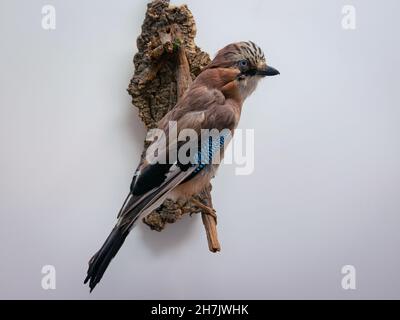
[257,65,280,77]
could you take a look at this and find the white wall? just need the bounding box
[1,0,400,299]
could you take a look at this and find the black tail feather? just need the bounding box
[84,226,129,292]
[84,164,194,292]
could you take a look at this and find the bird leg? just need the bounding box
[191,198,217,221]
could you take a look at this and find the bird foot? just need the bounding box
[191,198,217,221]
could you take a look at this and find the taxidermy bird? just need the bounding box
[84,41,279,291]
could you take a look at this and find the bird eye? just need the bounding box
[239,59,248,68]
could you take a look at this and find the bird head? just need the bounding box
[206,41,279,99]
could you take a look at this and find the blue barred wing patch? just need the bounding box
[192,130,231,172]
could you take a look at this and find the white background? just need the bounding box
[1,0,400,299]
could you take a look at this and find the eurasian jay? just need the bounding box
[85,41,279,291]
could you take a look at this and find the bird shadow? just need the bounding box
[137,214,199,256]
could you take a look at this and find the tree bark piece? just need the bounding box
[127,0,221,252]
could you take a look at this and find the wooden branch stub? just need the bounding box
[200,184,221,252]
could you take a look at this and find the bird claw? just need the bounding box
[205,208,217,220]
[191,198,217,221]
